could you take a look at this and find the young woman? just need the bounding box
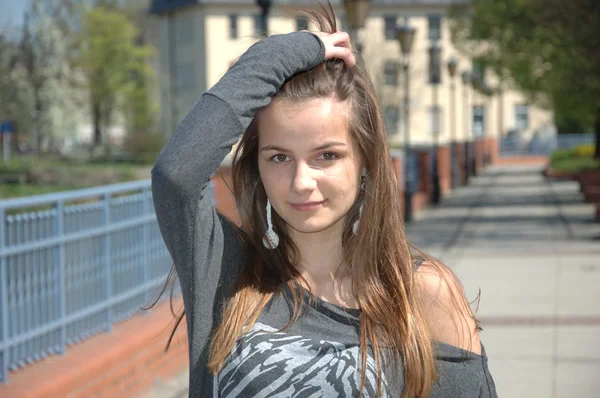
[151,7,497,398]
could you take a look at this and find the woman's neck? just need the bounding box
[289,223,357,308]
[290,222,345,279]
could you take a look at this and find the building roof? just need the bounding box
[150,0,464,15]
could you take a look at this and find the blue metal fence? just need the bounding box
[500,133,595,156]
[0,180,174,383]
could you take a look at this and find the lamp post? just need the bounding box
[396,24,416,222]
[461,70,471,184]
[470,74,483,176]
[428,42,442,205]
[343,0,370,54]
[256,0,272,37]
[447,56,458,188]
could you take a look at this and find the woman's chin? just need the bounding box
[285,216,344,235]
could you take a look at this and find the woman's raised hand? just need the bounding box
[303,31,356,68]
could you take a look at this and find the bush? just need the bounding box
[550,149,571,163]
[570,144,595,158]
[551,157,600,173]
[549,144,599,174]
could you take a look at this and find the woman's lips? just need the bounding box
[290,200,325,211]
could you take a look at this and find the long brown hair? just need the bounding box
[149,4,479,397]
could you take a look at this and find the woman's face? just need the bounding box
[257,97,363,237]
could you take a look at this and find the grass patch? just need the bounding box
[0,155,148,199]
[0,184,82,199]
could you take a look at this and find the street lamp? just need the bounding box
[396,24,416,222]
[447,56,459,188]
[461,70,472,183]
[428,42,442,205]
[343,0,370,54]
[256,0,272,37]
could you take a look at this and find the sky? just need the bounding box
[0,0,27,26]
[0,0,27,39]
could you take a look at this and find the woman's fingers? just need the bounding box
[331,31,352,49]
[305,31,356,68]
[329,46,355,68]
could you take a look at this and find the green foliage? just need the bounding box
[0,36,29,131]
[449,0,600,127]
[549,144,600,173]
[549,149,571,164]
[0,184,77,199]
[550,157,599,173]
[571,144,596,158]
[76,6,155,146]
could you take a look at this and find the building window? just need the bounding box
[229,14,238,39]
[253,15,267,36]
[428,44,442,84]
[384,106,400,136]
[175,62,195,92]
[428,15,441,41]
[383,61,399,86]
[472,105,485,137]
[384,15,397,41]
[429,106,442,136]
[175,14,194,44]
[515,105,529,131]
[296,17,309,31]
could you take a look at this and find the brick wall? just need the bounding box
[0,299,189,398]
[212,168,239,225]
[436,145,452,195]
[454,143,466,185]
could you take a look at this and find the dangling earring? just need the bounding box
[352,175,366,235]
[263,198,280,249]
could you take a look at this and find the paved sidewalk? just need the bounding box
[146,164,600,398]
[406,165,600,398]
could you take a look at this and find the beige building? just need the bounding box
[149,0,554,148]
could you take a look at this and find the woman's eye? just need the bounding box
[319,152,338,161]
[271,154,289,163]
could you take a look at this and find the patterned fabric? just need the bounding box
[217,323,388,398]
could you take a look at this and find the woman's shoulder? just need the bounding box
[413,259,482,356]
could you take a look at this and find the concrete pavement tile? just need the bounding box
[145,368,189,398]
[453,258,557,318]
[555,361,600,398]
[487,359,553,398]
[557,262,600,317]
[557,327,600,361]
[479,326,554,361]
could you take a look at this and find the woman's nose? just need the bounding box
[291,162,317,193]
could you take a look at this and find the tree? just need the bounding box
[0,33,27,129]
[1,0,84,154]
[76,6,154,148]
[449,0,600,135]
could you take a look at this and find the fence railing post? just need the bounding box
[141,189,149,306]
[0,208,7,382]
[53,200,66,355]
[103,194,112,331]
